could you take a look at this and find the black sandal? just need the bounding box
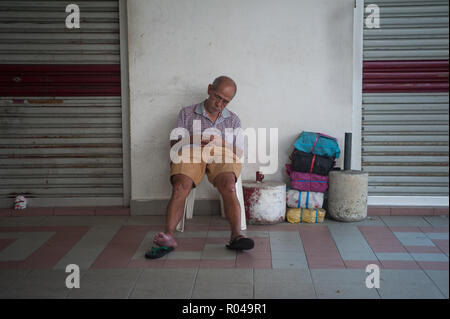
[145,246,174,259]
[226,236,254,251]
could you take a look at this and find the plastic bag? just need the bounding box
[290,150,335,176]
[293,131,340,159]
[14,195,27,210]
[286,207,326,223]
[286,189,324,209]
[286,164,328,192]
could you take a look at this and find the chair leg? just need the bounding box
[176,207,186,233]
[236,176,246,230]
[186,188,196,220]
[220,195,225,218]
[176,189,196,232]
[220,176,246,231]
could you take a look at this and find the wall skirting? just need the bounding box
[129,200,450,217]
[367,206,448,216]
[0,203,447,217]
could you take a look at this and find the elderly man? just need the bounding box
[146,76,254,259]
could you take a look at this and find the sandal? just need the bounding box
[226,235,254,251]
[145,246,174,259]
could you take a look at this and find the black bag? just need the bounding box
[290,150,335,176]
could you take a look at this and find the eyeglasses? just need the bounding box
[212,90,230,106]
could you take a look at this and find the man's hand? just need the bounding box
[170,134,208,147]
[205,135,237,151]
[201,135,213,146]
[207,135,227,147]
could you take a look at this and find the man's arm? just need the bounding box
[209,136,243,158]
[170,108,201,147]
[170,135,242,158]
[170,135,210,147]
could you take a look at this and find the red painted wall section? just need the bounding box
[0,64,121,96]
[363,60,449,93]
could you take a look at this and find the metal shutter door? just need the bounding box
[0,0,124,207]
[362,0,449,197]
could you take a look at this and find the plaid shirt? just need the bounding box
[173,101,244,151]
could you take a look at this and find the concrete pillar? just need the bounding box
[328,170,368,222]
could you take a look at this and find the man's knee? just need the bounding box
[215,173,236,195]
[171,175,193,200]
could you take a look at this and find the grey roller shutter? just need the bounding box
[362,92,449,196]
[363,0,449,60]
[362,0,449,197]
[0,0,120,63]
[0,0,124,208]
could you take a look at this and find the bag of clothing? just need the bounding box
[286,207,326,223]
[290,150,335,176]
[286,164,328,192]
[286,189,324,209]
[293,131,340,159]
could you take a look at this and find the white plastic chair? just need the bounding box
[176,175,246,232]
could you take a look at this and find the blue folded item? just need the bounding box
[293,131,340,159]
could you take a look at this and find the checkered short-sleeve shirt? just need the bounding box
[173,101,244,152]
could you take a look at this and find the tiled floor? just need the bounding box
[0,213,448,299]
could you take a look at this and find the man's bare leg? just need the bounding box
[214,172,243,242]
[153,174,193,248]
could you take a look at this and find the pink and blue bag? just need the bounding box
[286,164,328,193]
[293,131,340,159]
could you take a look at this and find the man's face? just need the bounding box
[206,83,235,114]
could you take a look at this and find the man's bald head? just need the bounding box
[211,76,237,98]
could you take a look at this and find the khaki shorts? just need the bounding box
[170,146,242,187]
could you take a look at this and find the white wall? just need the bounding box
[128,0,354,201]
